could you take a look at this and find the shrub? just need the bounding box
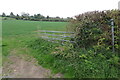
[68,10,120,53]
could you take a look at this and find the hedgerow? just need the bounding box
[28,38,120,78]
[27,10,120,78]
[68,9,120,53]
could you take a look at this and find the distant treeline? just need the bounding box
[1,12,73,22]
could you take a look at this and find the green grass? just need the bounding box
[2,20,68,36]
[2,19,67,56]
[2,19,67,72]
[2,19,69,78]
[28,38,119,78]
[27,38,75,78]
[2,19,120,78]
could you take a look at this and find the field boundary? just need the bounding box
[38,30,75,43]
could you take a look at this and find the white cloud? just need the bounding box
[0,0,119,18]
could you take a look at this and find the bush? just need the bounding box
[27,10,120,78]
[68,10,120,53]
[28,38,120,78]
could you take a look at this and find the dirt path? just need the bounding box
[2,49,63,78]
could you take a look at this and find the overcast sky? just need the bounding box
[0,0,119,18]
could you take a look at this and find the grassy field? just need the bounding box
[2,19,68,56]
[2,20,67,36]
[2,19,68,77]
[2,19,119,78]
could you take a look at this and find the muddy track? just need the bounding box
[2,49,63,78]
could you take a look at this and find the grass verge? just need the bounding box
[27,38,120,78]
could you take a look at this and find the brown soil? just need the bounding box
[2,49,63,78]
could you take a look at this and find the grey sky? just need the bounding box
[0,0,119,18]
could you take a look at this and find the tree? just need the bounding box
[2,12,6,17]
[16,14,20,20]
[36,14,41,19]
[21,12,30,20]
[16,14,19,17]
[33,13,45,20]
[56,16,60,18]
[36,14,45,19]
[37,14,41,16]
[10,12,15,18]
[46,16,49,19]
[33,14,37,19]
